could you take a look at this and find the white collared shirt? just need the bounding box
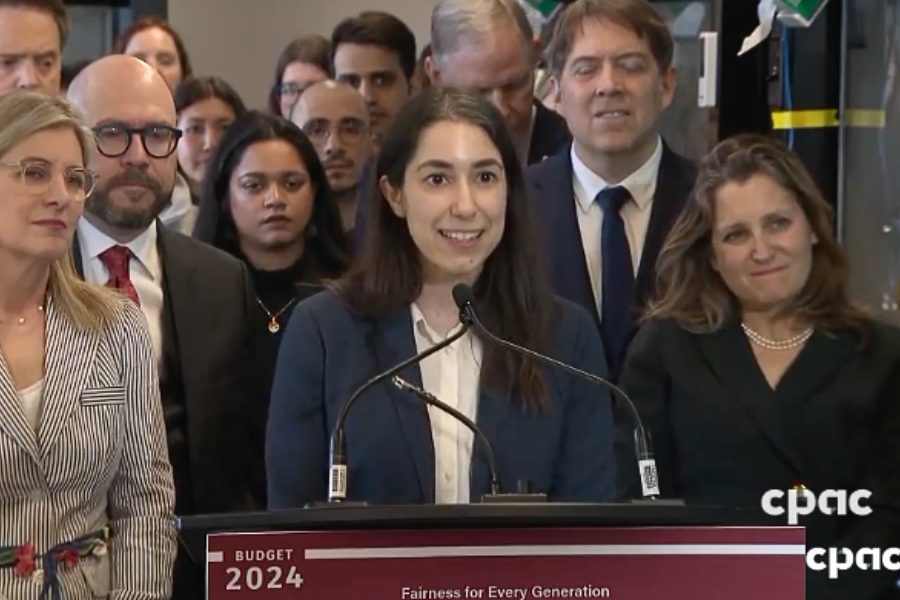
[76,218,164,365]
[571,137,663,315]
[18,379,44,432]
[411,304,482,504]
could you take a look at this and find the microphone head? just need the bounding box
[452,283,475,311]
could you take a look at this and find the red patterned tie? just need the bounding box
[99,245,141,307]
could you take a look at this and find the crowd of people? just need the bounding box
[0,0,895,598]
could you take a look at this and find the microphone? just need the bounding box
[391,376,548,503]
[391,376,501,496]
[452,284,666,502]
[327,324,469,503]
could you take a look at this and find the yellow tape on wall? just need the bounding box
[770,109,886,129]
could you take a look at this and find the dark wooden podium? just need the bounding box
[178,503,805,600]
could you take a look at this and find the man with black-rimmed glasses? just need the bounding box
[67,54,261,600]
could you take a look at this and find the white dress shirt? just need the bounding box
[17,379,43,432]
[411,304,482,504]
[571,137,663,315]
[77,218,164,365]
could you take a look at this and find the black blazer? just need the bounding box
[528,100,570,164]
[617,317,900,600]
[74,224,260,514]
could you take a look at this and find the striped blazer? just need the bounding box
[0,296,176,599]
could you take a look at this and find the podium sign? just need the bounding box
[205,526,805,600]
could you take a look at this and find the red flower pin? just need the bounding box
[59,549,79,569]
[14,543,36,576]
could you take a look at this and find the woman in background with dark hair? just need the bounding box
[194,110,349,366]
[113,17,192,91]
[194,109,349,507]
[269,35,331,117]
[175,75,248,203]
[266,87,615,508]
[617,134,900,600]
[194,109,349,369]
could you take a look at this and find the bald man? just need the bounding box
[68,55,260,598]
[291,80,372,232]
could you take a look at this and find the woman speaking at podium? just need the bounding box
[266,86,616,507]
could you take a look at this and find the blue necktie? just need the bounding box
[596,186,635,376]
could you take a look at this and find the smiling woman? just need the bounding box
[265,86,616,508]
[378,118,508,285]
[616,134,900,600]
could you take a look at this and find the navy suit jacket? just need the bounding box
[525,143,696,376]
[266,291,617,507]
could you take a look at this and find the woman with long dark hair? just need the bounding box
[266,87,615,507]
[194,110,350,506]
[195,109,349,361]
[174,75,247,203]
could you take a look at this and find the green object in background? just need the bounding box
[522,0,560,18]
[775,0,830,27]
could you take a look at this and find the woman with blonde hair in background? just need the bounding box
[0,91,175,599]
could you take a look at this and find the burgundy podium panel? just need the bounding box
[205,526,805,600]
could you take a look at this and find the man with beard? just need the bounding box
[291,80,372,233]
[67,55,259,600]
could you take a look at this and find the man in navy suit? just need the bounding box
[526,0,696,379]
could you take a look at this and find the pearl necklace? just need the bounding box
[741,323,813,350]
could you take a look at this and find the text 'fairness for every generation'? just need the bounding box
[401,585,612,600]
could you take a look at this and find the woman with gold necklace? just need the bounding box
[193,110,349,507]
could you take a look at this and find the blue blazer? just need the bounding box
[266,291,617,507]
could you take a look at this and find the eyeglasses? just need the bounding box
[301,118,368,145]
[278,81,312,100]
[92,124,182,159]
[0,162,98,197]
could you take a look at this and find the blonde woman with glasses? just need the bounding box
[0,91,175,599]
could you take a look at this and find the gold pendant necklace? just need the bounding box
[256,298,297,333]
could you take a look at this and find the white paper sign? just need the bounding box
[739,0,779,56]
